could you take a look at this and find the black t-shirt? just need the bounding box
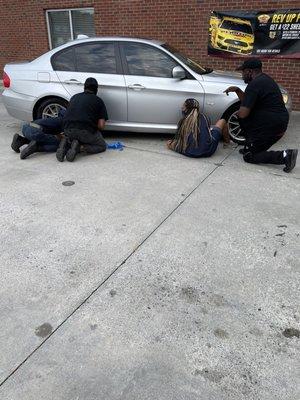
[64,92,108,133]
[241,73,289,138]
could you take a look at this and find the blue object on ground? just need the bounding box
[106,141,125,151]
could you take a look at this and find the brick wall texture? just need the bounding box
[0,0,299,109]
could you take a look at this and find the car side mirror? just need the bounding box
[172,66,186,79]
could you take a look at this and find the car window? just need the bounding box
[52,48,75,71]
[220,20,253,34]
[122,43,178,78]
[75,43,117,74]
[162,44,210,75]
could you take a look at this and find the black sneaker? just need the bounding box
[66,140,80,162]
[56,137,69,162]
[20,141,39,159]
[11,134,29,153]
[283,149,298,173]
[239,147,248,155]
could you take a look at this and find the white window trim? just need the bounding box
[46,8,94,49]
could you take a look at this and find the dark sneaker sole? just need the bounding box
[283,149,298,173]
[56,150,66,162]
[56,139,68,162]
[11,133,22,153]
[239,148,248,155]
[66,149,77,162]
[20,141,38,159]
[66,141,80,162]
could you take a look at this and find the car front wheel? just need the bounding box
[224,104,246,145]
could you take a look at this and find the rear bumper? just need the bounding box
[2,89,35,121]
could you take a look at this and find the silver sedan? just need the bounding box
[2,36,292,144]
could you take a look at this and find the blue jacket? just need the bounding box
[184,114,214,157]
[34,109,66,135]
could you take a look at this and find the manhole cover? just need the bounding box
[62,181,75,186]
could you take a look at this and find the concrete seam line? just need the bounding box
[0,148,235,388]
[122,145,190,160]
[123,145,233,166]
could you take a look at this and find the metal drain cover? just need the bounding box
[62,181,75,186]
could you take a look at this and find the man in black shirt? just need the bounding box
[56,77,108,162]
[224,59,297,173]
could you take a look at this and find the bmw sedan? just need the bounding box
[2,36,292,144]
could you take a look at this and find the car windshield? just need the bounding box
[162,44,212,75]
[220,20,253,34]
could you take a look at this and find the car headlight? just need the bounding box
[282,94,288,104]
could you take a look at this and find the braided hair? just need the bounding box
[173,98,201,153]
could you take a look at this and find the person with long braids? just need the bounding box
[167,98,230,158]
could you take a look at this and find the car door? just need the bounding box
[52,41,127,123]
[119,42,204,125]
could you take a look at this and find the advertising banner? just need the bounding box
[208,9,300,58]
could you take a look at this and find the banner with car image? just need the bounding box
[208,9,300,58]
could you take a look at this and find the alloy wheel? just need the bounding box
[228,111,245,144]
[42,103,66,119]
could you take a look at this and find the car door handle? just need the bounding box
[128,84,146,90]
[64,79,82,85]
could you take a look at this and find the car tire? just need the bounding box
[36,97,68,119]
[223,103,245,145]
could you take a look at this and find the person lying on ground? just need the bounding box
[11,110,65,159]
[167,98,230,158]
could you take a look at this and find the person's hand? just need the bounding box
[223,86,240,95]
[167,139,174,149]
[56,133,64,140]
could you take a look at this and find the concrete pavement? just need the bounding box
[0,96,299,399]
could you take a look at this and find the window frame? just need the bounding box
[46,7,95,49]
[119,42,183,78]
[51,41,123,75]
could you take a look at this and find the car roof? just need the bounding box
[70,36,165,45]
[36,36,163,59]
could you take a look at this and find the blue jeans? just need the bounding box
[22,123,60,152]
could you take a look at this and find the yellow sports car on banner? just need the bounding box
[209,16,254,54]
[208,10,300,58]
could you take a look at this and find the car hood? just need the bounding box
[201,69,246,86]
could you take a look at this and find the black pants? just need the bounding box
[243,135,285,164]
[239,118,286,165]
[65,128,106,154]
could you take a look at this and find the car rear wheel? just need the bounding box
[36,97,68,119]
[223,104,246,145]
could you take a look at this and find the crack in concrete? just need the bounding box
[0,146,242,388]
[124,143,237,166]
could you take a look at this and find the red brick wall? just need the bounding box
[1,0,299,109]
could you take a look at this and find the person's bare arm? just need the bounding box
[224,87,251,118]
[97,119,106,130]
[237,106,251,119]
[224,86,245,102]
